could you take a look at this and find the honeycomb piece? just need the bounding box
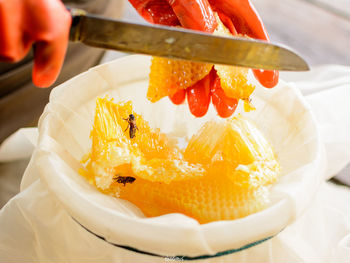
[148,57,213,102]
[119,176,270,224]
[81,99,280,223]
[185,117,280,188]
[213,16,255,100]
[85,98,205,189]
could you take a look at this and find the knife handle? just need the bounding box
[68,8,87,42]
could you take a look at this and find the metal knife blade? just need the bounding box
[69,9,309,71]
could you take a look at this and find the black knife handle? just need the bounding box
[67,8,87,42]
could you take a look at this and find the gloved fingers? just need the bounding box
[128,0,217,31]
[211,87,238,118]
[0,0,71,87]
[30,0,71,87]
[210,0,279,88]
[210,69,238,118]
[0,0,32,62]
[253,69,279,89]
[187,73,211,117]
[209,0,268,39]
[128,0,179,26]
[166,0,217,32]
[32,38,68,87]
[128,0,216,32]
[169,89,186,105]
[217,12,237,35]
[165,0,216,116]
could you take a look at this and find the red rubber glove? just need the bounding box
[209,0,279,88]
[0,0,71,87]
[129,0,279,117]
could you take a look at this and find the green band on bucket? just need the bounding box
[73,217,275,260]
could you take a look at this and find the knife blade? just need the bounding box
[69,8,309,71]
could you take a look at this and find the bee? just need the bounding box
[123,114,138,139]
[114,175,136,186]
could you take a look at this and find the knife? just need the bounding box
[69,8,309,71]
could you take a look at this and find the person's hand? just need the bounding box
[129,0,279,117]
[208,0,279,89]
[0,0,71,87]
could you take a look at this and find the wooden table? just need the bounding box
[1,0,350,208]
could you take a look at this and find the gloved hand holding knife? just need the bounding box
[127,0,280,117]
[0,0,306,117]
[0,0,71,87]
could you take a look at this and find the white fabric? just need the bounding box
[1,57,350,262]
[0,128,37,162]
[282,65,350,178]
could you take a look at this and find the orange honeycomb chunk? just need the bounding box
[81,98,280,223]
[213,16,255,100]
[185,118,280,188]
[86,98,205,188]
[118,176,269,224]
[148,57,212,102]
[147,15,255,107]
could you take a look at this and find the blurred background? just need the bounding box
[1,0,350,207]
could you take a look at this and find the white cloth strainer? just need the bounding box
[5,56,350,262]
[33,55,323,258]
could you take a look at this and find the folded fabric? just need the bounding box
[1,60,350,262]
